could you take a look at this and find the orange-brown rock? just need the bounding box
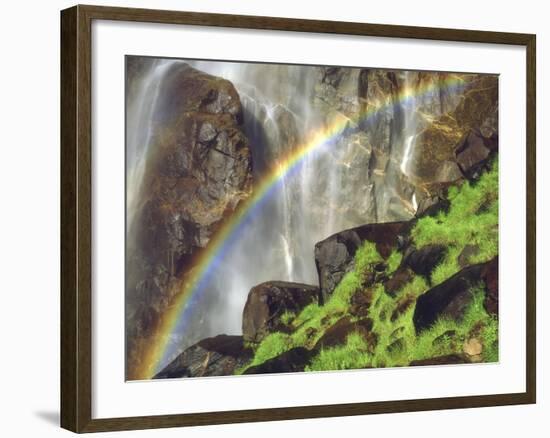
[412,74,498,182]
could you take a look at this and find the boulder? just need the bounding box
[455,129,494,180]
[126,63,253,379]
[314,221,411,302]
[154,335,253,379]
[457,244,480,268]
[413,257,497,332]
[463,338,483,357]
[391,294,416,322]
[242,281,319,343]
[481,256,498,316]
[349,290,375,317]
[243,347,314,375]
[435,160,464,183]
[415,194,450,218]
[384,267,414,296]
[403,244,447,277]
[313,317,375,351]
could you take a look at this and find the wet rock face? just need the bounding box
[126,64,253,379]
[412,74,498,184]
[139,64,252,246]
[242,281,319,343]
[314,222,411,302]
[413,257,498,332]
[315,67,365,117]
[154,335,253,379]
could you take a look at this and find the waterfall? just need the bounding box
[126,58,182,230]
[182,61,325,338]
[399,72,419,178]
[129,60,431,368]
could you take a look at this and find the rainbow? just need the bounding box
[137,73,467,379]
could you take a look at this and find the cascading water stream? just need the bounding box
[126,59,182,230]
[399,72,419,178]
[129,60,431,370]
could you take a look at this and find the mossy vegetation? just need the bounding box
[239,160,499,374]
[412,159,498,285]
[305,332,371,372]
[386,249,403,275]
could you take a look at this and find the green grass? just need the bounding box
[280,311,296,325]
[412,158,498,285]
[239,163,499,374]
[242,251,370,372]
[386,249,403,274]
[246,332,293,368]
[306,284,498,371]
[305,332,372,372]
[355,241,383,276]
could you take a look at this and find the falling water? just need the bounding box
[126,59,184,231]
[399,72,419,178]
[182,61,326,339]
[128,60,431,369]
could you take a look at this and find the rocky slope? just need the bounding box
[126,62,253,380]
[126,60,500,379]
[156,145,499,377]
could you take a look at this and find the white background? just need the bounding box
[93,20,526,419]
[0,0,546,436]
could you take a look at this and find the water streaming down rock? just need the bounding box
[126,59,470,373]
[126,59,177,231]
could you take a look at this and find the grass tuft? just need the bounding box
[413,159,498,285]
[386,249,403,274]
[239,160,499,374]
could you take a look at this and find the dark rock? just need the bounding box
[314,317,374,351]
[126,64,253,379]
[481,256,498,316]
[458,244,480,268]
[436,160,464,183]
[154,335,253,379]
[403,244,447,277]
[314,221,411,302]
[455,129,493,180]
[391,295,416,322]
[243,347,314,375]
[384,268,414,296]
[413,258,496,332]
[242,281,319,343]
[359,267,389,290]
[416,194,450,218]
[410,354,469,366]
[349,290,374,317]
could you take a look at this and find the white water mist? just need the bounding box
[128,60,429,369]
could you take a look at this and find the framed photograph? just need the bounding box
[60,4,536,433]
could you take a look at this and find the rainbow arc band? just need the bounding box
[137,74,466,380]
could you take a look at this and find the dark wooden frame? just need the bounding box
[61,4,537,433]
